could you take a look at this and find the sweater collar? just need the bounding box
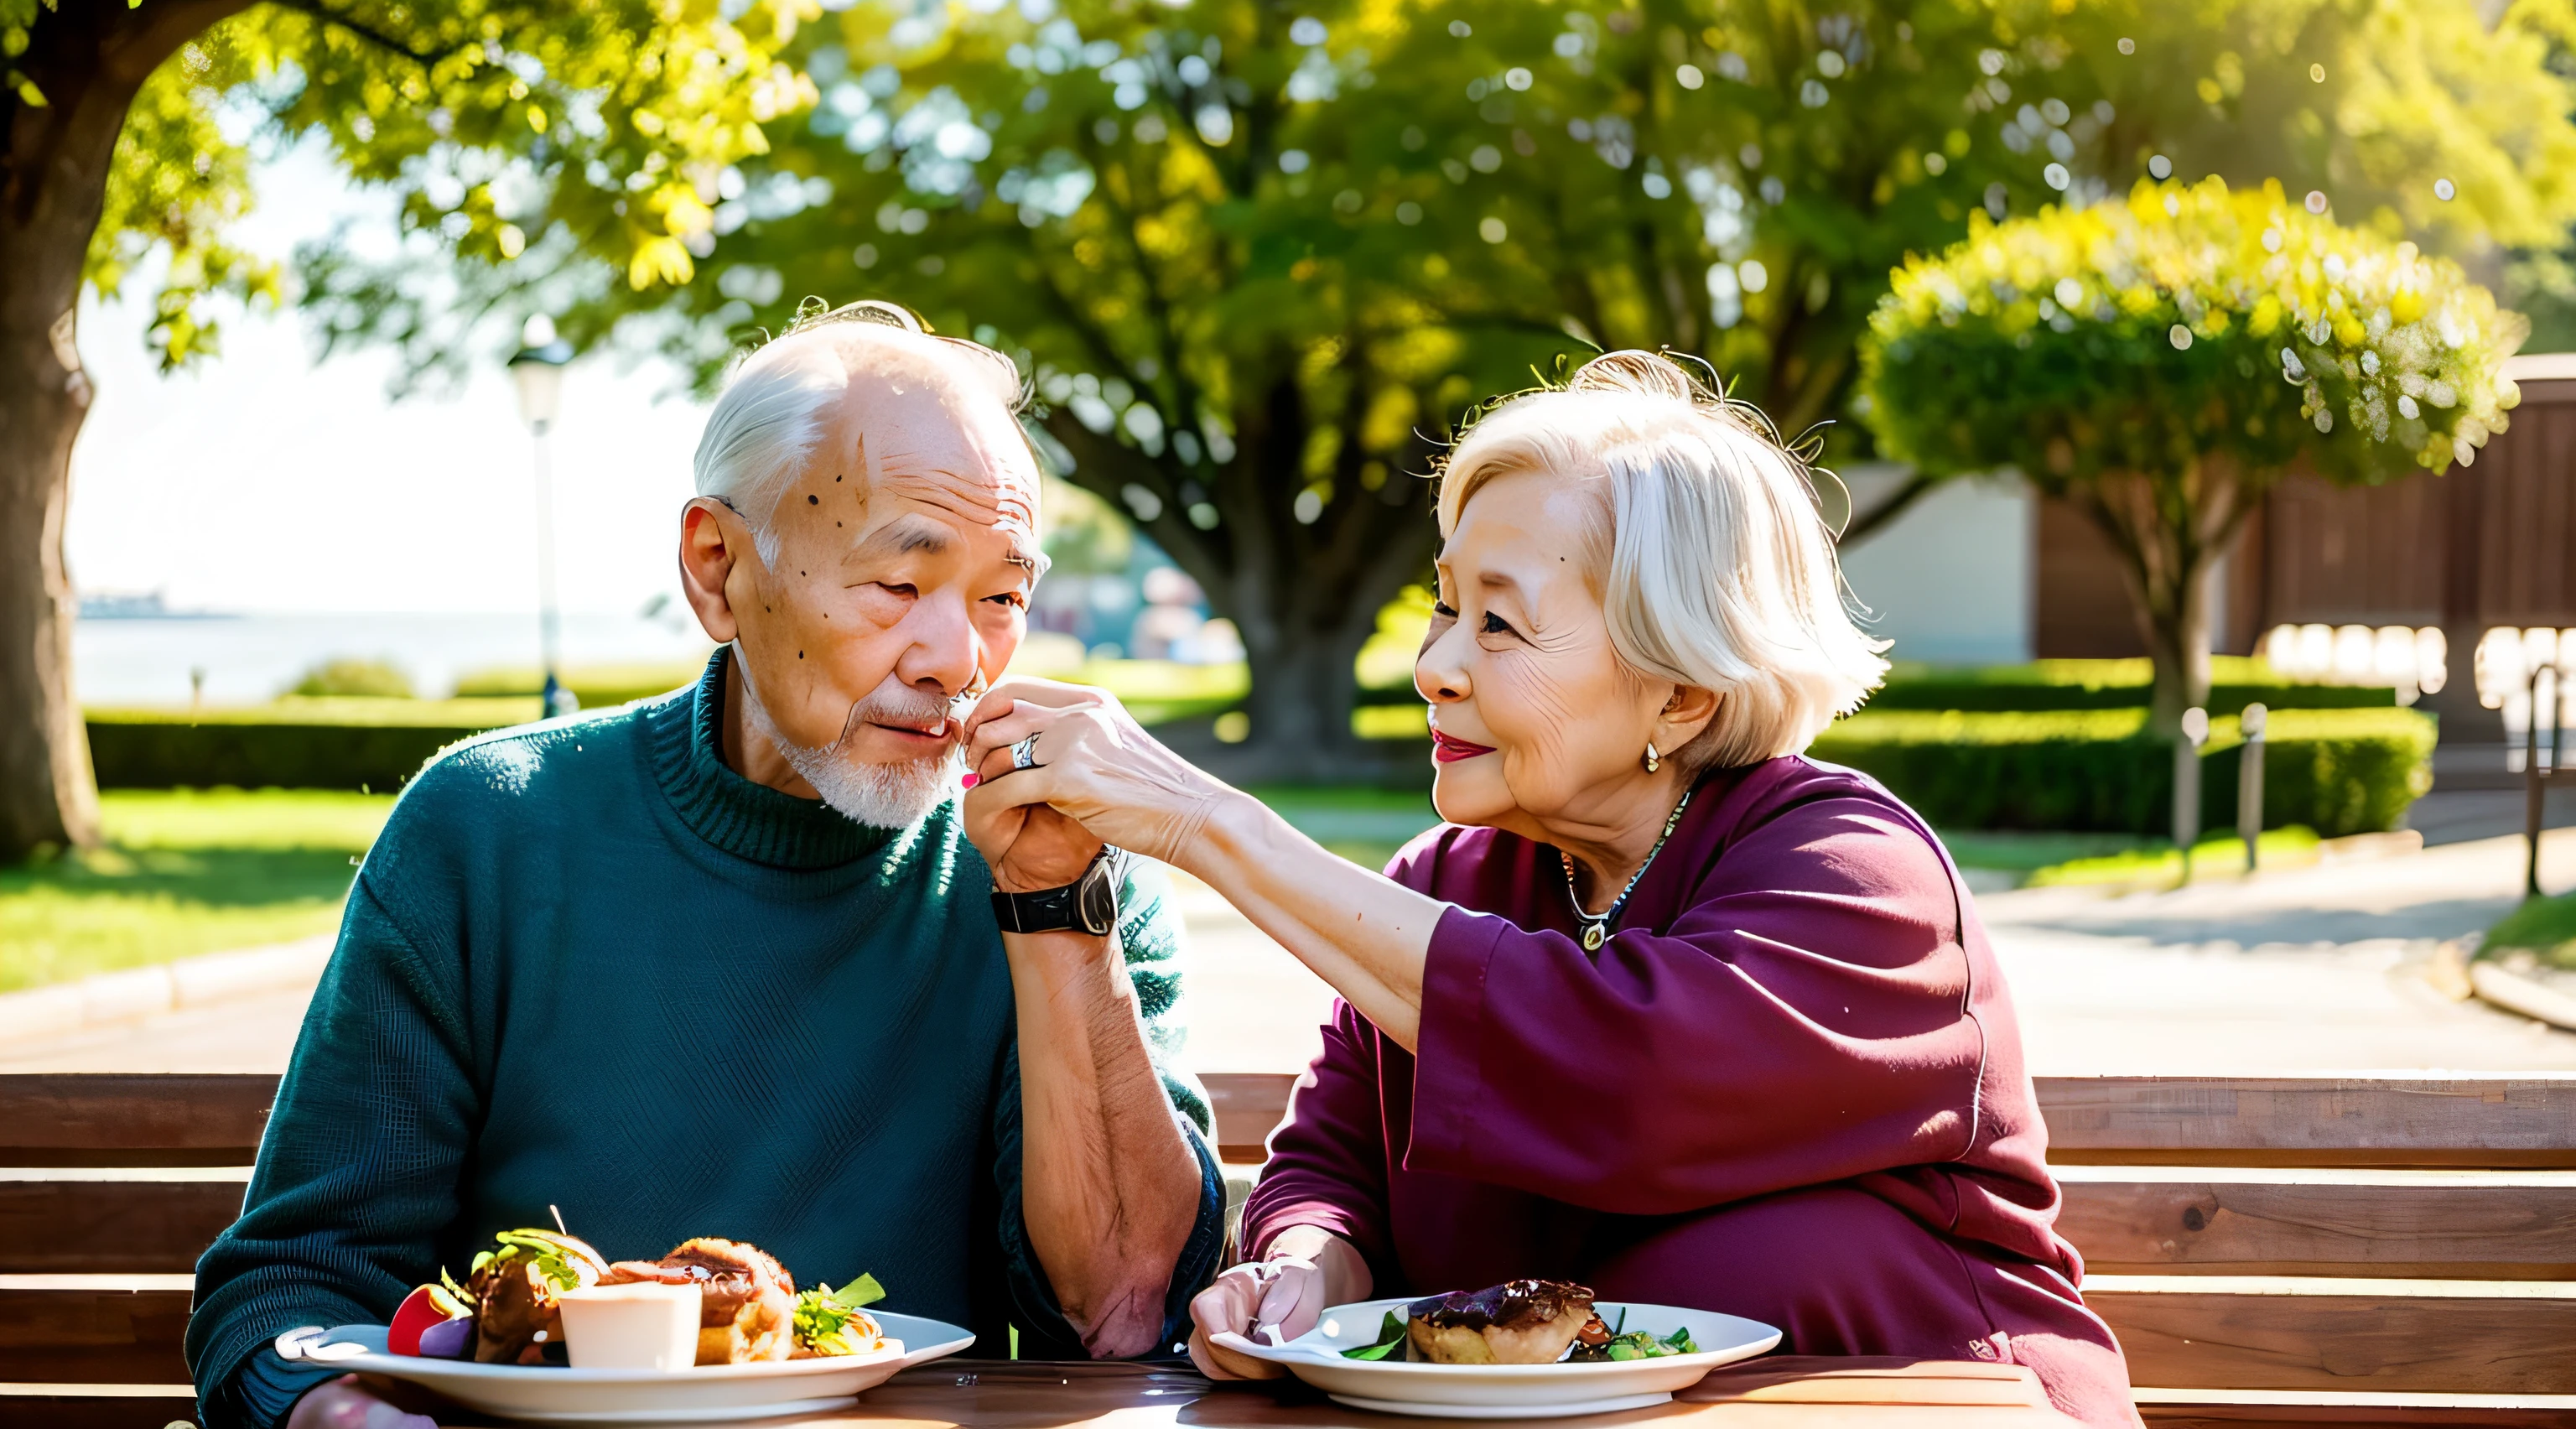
[641,647,902,870]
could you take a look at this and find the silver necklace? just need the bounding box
[1561,789,1693,952]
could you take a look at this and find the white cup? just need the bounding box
[557,1282,703,1371]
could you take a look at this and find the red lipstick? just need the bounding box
[1431,729,1496,763]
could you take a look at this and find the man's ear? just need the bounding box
[679,497,749,643]
[1656,683,1722,755]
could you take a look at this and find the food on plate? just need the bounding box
[1566,1315,1700,1362]
[1404,1280,1598,1365]
[387,1276,475,1359]
[792,1273,889,1359]
[555,1281,704,1370]
[1336,1286,1701,1367]
[382,1227,889,1370]
[468,1229,609,1365]
[1341,1311,1410,1361]
[600,1237,799,1364]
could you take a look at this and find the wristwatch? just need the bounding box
[990,847,1124,936]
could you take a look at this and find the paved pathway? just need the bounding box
[1982,829,2576,1073]
[4,830,2570,1078]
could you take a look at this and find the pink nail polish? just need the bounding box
[961,772,980,789]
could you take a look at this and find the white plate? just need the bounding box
[275,1311,974,1424]
[1212,1297,1779,1419]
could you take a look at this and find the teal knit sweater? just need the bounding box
[186,650,1223,1427]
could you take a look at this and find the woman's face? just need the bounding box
[1416,468,1678,834]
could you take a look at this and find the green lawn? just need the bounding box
[2022,826,2324,889]
[0,789,393,994]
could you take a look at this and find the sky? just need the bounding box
[67,142,712,618]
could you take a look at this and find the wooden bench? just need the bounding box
[1218,1070,2576,1426]
[11,1072,2576,1426]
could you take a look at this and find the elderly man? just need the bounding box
[185,303,1223,1429]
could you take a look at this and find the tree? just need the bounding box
[1859,176,2523,731]
[306,0,2182,777]
[0,0,803,860]
[307,0,2576,777]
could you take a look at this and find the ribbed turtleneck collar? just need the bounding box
[641,647,897,870]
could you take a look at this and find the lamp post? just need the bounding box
[2528,661,2564,901]
[2238,703,2267,874]
[508,317,577,719]
[2176,706,2210,886]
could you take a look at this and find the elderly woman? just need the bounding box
[961,351,2136,1426]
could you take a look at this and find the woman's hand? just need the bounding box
[287,1375,439,1429]
[960,678,1239,872]
[954,678,1110,893]
[1186,1257,1322,1380]
[963,677,1445,1051]
[1185,1226,1374,1380]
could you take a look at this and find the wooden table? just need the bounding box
[426,1358,2074,1427]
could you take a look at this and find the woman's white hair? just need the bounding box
[692,299,1026,567]
[1435,350,1888,772]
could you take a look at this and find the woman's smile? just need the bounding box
[1431,726,1497,763]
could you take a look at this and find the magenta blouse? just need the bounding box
[1238,756,2137,1427]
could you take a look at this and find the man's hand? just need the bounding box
[287,1375,439,1429]
[958,678,1108,892]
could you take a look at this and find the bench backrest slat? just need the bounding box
[2034,1075,2576,1168]
[0,1074,274,1167]
[0,1174,250,1275]
[2054,1171,2576,1280]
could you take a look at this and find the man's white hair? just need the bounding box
[692,299,1026,566]
[1435,350,1889,773]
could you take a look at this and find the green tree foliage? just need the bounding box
[1860,177,2524,730]
[0,0,803,860]
[296,0,2576,772]
[283,657,416,699]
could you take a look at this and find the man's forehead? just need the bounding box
[844,502,1042,570]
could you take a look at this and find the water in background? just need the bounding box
[75,611,714,706]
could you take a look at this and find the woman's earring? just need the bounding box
[1643,741,1660,773]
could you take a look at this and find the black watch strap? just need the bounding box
[990,848,1122,936]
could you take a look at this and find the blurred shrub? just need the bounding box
[86,700,538,792]
[1368,652,2397,710]
[2483,892,2576,971]
[283,657,415,699]
[450,661,707,707]
[1813,708,2433,835]
[1864,657,2395,712]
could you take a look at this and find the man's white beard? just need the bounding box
[737,656,963,829]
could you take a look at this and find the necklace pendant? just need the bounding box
[1581,924,1606,951]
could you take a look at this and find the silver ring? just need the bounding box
[1011,734,1041,771]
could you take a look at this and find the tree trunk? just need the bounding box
[2142,559,2215,736]
[2073,461,2255,740]
[0,0,245,860]
[1042,374,1439,784]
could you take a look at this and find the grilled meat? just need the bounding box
[1405,1280,1598,1365]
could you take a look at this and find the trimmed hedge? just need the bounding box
[1862,657,2396,712]
[1363,656,2398,709]
[1810,707,2435,836]
[452,662,704,708]
[1863,677,2394,713]
[87,699,538,792]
